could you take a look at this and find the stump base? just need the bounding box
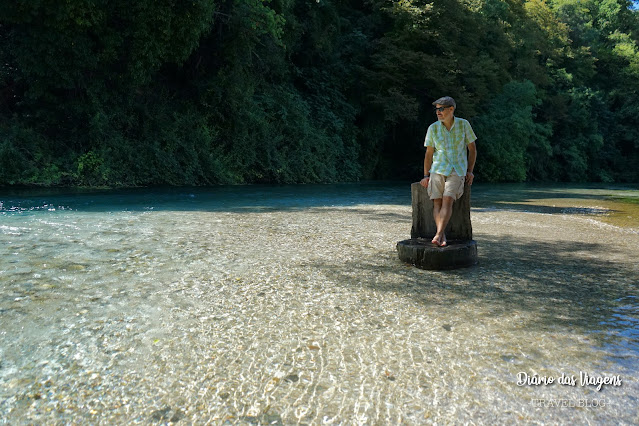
[396,238,478,270]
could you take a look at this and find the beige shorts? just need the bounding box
[427,171,465,200]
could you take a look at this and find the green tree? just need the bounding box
[474,80,551,182]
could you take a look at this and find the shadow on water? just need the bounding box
[472,182,638,214]
[471,182,639,204]
[473,203,615,215]
[310,233,639,359]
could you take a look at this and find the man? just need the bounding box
[419,96,477,247]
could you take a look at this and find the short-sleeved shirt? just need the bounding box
[424,117,477,176]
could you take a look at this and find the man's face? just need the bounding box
[435,104,454,121]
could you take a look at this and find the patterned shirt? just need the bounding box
[424,117,477,176]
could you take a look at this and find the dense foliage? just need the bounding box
[2,0,638,186]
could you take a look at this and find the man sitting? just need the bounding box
[419,96,477,247]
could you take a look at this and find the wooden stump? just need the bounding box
[397,182,478,270]
[396,239,477,270]
[410,182,472,240]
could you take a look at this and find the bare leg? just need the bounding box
[433,196,454,246]
[432,198,442,245]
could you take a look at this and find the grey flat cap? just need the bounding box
[432,96,456,108]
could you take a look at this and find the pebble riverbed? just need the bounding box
[1,187,638,424]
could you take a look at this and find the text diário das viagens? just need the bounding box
[516,372,622,392]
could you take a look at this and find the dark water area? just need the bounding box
[2,181,638,215]
[0,181,413,213]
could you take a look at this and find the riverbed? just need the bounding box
[1,183,638,424]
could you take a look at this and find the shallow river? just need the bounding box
[1,183,638,424]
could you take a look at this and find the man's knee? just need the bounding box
[442,195,455,206]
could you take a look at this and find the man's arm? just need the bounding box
[466,141,477,185]
[420,147,434,188]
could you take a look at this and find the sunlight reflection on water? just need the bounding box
[1,182,638,423]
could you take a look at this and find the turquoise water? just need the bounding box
[0,182,411,213]
[1,182,638,423]
[3,181,638,218]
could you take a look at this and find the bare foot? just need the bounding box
[431,235,440,245]
[438,235,447,247]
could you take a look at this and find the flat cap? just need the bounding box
[432,96,456,108]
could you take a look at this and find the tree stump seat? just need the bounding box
[396,182,478,270]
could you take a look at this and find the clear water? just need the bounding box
[1,182,638,424]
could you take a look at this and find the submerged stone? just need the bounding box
[284,374,299,383]
[150,407,172,421]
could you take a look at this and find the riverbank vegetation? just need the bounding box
[2,0,639,186]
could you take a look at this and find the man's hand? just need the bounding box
[466,172,474,185]
[420,176,430,188]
